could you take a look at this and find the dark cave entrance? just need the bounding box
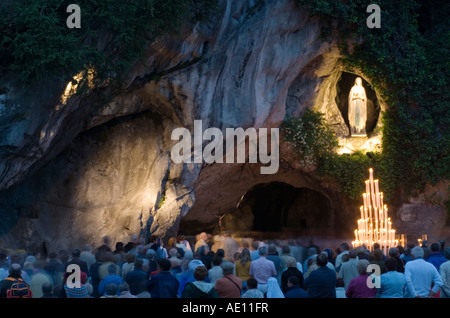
[240,182,334,235]
[336,72,381,136]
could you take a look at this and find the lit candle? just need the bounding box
[365,218,369,245]
[365,181,370,210]
[373,207,377,242]
[385,212,388,242]
[353,168,398,254]
[375,219,379,242]
[359,222,363,243]
[357,221,362,242]
[374,180,380,208]
[370,178,376,208]
[379,209,384,233]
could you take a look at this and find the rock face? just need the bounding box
[395,181,450,244]
[179,152,357,238]
[0,114,168,251]
[0,0,447,252]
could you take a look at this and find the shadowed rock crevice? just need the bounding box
[235,182,333,233]
[177,159,357,240]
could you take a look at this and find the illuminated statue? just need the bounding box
[348,77,367,136]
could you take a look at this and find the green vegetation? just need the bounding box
[0,0,218,85]
[318,152,380,200]
[284,0,450,200]
[281,110,383,200]
[157,192,166,209]
[282,109,338,168]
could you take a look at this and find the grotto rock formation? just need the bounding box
[0,0,447,251]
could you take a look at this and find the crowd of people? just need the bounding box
[0,230,449,299]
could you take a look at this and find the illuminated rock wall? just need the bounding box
[0,0,447,252]
[0,0,340,251]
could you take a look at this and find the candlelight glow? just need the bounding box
[352,168,398,254]
[60,68,95,105]
[336,134,382,155]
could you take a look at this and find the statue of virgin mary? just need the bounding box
[348,77,367,136]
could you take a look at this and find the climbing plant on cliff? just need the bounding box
[0,0,218,85]
[282,110,380,200]
[282,109,338,169]
[297,0,450,199]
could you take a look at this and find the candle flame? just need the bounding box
[353,168,398,253]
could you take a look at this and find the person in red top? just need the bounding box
[214,261,242,298]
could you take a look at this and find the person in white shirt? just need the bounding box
[439,247,450,298]
[404,246,443,298]
[335,243,350,272]
[194,232,208,252]
[249,247,277,294]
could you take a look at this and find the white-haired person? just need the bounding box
[439,247,450,298]
[404,246,443,298]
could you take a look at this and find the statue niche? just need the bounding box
[348,77,367,137]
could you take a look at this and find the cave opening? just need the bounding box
[336,72,381,136]
[239,182,334,235]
